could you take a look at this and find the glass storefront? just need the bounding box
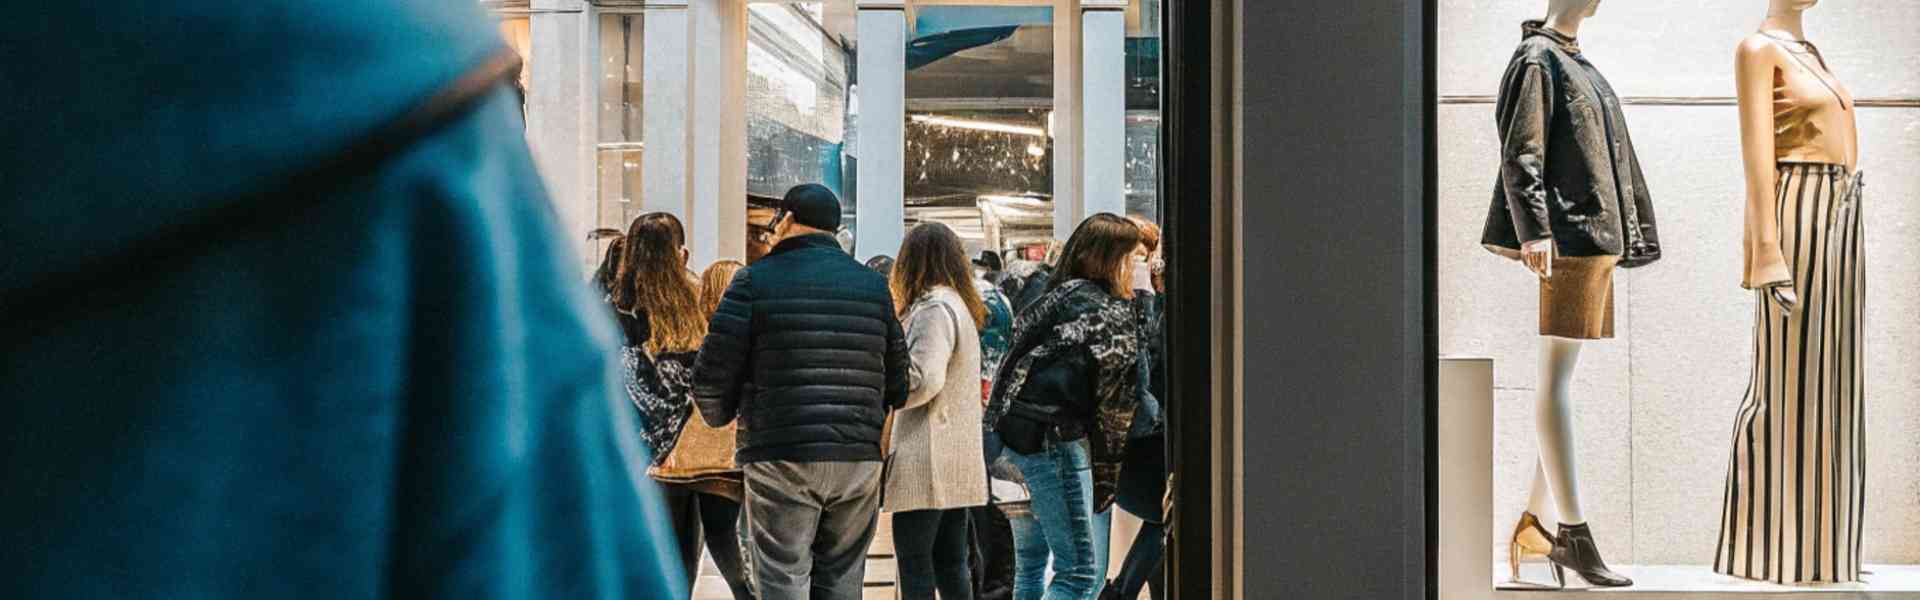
[488,0,1163,267]
[484,1,1183,595]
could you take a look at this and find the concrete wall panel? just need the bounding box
[1440,1,1920,99]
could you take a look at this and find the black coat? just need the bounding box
[692,233,909,464]
[1481,20,1660,267]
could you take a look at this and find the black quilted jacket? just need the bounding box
[692,233,909,463]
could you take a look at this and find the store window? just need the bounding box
[746,3,850,255]
[1436,1,1918,595]
[902,6,1052,259]
[491,1,1193,595]
[597,11,646,237]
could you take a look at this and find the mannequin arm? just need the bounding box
[1499,63,1557,247]
[1736,39,1792,290]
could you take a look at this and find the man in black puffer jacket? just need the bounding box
[693,183,908,600]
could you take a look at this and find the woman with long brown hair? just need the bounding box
[610,212,752,600]
[885,223,991,600]
[985,213,1145,600]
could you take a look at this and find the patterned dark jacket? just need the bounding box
[692,233,910,464]
[613,307,698,464]
[986,279,1142,511]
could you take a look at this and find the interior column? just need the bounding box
[687,0,748,267]
[526,0,598,267]
[855,1,907,261]
[1051,0,1082,240]
[641,5,691,222]
[1080,2,1127,219]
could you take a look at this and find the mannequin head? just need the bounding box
[1770,0,1818,15]
[1546,0,1601,21]
[1761,0,1816,37]
[1545,0,1601,36]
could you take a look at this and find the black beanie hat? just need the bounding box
[780,184,842,231]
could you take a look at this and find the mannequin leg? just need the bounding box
[1535,336,1585,525]
[1525,459,1556,523]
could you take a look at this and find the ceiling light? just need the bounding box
[910,114,1047,138]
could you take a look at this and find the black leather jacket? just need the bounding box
[1481,21,1660,267]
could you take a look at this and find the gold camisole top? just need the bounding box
[1770,38,1856,167]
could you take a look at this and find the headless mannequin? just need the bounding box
[1519,0,1602,530]
[1738,0,1856,310]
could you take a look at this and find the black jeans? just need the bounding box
[969,503,1016,600]
[662,483,753,600]
[1110,435,1167,600]
[892,508,974,600]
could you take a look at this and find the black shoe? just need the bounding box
[1097,580,1122,600]
[1547,523,1632,588]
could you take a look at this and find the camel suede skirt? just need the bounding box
[1539,255,1619,339]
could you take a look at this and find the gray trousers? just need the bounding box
[741,460,884,600]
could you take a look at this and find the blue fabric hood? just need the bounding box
[1,1,505,302]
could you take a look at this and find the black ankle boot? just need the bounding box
[1547,523,1632,588]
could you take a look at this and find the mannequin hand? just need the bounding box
[1769,286,1798,316]
[1521,239,1555,280]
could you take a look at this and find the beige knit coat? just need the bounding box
[884,286,989,512]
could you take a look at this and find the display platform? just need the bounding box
[1497,564,1920,596]
[1442,358,1920,599]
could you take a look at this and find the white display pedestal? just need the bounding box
[1438,357,1920,599]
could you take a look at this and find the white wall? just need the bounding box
[1437,1,1920,566]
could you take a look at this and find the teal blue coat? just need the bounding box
[0,2,683,598]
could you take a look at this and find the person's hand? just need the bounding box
[1521,238,1555,280]
[1769,286,1798,316]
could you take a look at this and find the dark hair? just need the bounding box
[611,212,705,354]
[1053,213,1144,299]
[865,255,895,278]
[592,236,625,292]
[891,224,988,327]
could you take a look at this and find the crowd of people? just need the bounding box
[1,5,1171,598]
[605,183,1171,600]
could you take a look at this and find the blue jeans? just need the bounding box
[1005,441,1110,600]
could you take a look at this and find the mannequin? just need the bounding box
[1518,0,1599,539]
[1483,0,1646,589]
[1714,0,1865,584]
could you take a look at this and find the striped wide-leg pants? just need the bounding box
[1715,163,1866,584]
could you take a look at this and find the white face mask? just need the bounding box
[1129,256,1153,292]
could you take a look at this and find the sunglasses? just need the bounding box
[749,209,787,244]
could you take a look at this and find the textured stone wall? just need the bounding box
[1438,1,1920,566]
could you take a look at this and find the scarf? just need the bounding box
[986,279,1141,510]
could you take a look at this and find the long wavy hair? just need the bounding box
[890,223,988,327]
[611,212,705,354]
[698,259,745,318]
[1053,213,1144,299]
